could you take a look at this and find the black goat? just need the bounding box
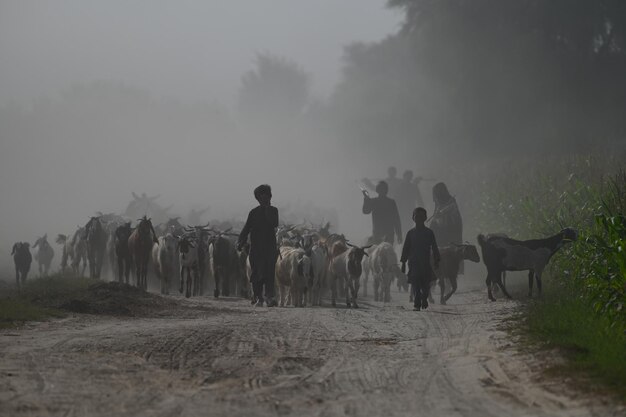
[430,244,481,305]
[477,228,578,301]
[12,242,32,289]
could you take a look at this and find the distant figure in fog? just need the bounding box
[362,166,402,200]
[237,184,279,307]
[396,170,425,233]
[430,182,463,247]
[124,192,160,218]
[401,208,440,311]
[362,181,402,245]
[187,206,210,226]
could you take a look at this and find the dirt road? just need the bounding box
[0,282,620,417]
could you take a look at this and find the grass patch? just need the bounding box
[0,298,63,329]
[17,274,97,306]
[0,273,179,328]
[0,273,96,328]
[525,287,626,400]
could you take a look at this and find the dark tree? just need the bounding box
[238,53,310,133]
[332,0,626,156]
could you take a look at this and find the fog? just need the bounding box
[0,0,405,270]
[0,1,401,106]
[2,1,624,273]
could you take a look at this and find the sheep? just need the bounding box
[477,228,578,301]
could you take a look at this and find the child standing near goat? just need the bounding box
[401,207,440,311]
[237,184,279,307]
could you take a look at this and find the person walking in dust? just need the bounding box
[400,208,440,311]
[396,170,425,233]
[237,184,279,307]
[362,181,402,245]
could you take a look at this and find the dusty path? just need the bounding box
[0,282,620,417]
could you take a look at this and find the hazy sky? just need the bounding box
[0,1,406,272]
[0,0,402,107]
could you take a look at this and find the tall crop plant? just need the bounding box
[472,155,625,326]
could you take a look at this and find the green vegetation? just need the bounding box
[0,274,97,328]
[0,274,176,327]
[526,288,626,398]
[475,154,626,397]
[0,298,63,329]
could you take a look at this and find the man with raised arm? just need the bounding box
[362,181,402,245]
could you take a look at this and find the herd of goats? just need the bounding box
[9,211,579,306]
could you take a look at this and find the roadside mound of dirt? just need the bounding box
[59,281,178,316]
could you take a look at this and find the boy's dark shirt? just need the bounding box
[400,225,440,278]
[238,205,278,257]
[362,196,402,242]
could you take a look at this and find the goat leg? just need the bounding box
[497,279,512,299]
[213,269,220,298]
[439,277,446,305]
[331,274,337,307]
[352,277,359,308]
[486,275,496,301]
[444,278,457,303]
[535,271,543,296]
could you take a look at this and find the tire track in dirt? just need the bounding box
[0,283,622,417]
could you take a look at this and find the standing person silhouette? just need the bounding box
[396,170,425,234]
[401,207,440,311]
[237,184,279,307]
[430,182,463,274]
[362,181,402,245]
[362,166,402,200]
[430,182,462,247]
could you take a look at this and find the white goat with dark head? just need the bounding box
[33,234,54,277]
[275,247,312,307]
[153,233,178,295]
[329,242,372,308]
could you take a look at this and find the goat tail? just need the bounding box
[477,234,487,247]
[56,234,67,244]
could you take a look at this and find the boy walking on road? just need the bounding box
[237,184,279,307]
[400,207,440,311]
